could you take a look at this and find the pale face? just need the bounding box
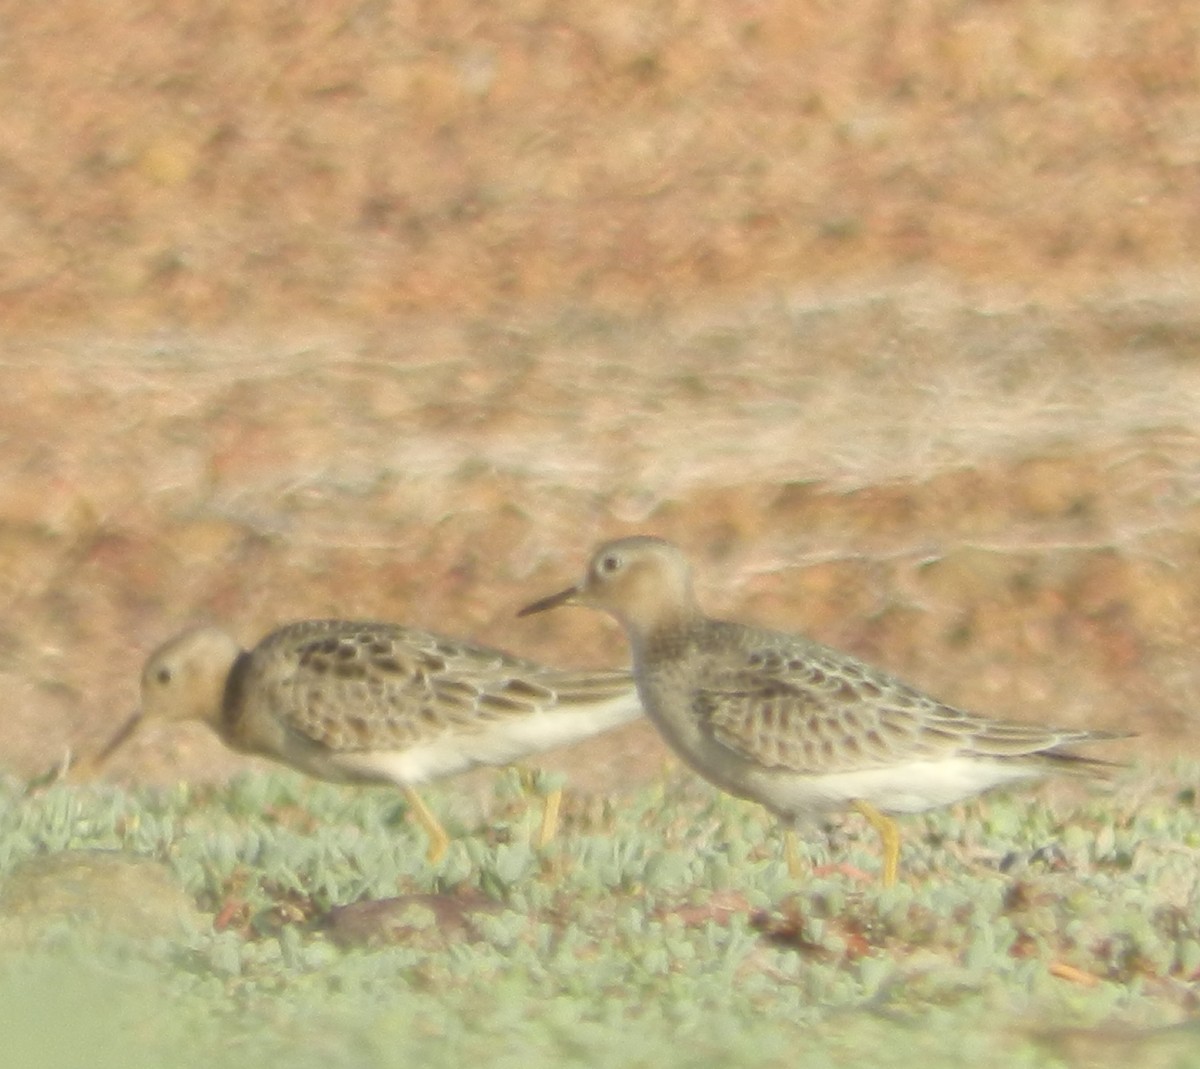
[139,626,243,726]
[520,537,695,635]
[88,625,243,770]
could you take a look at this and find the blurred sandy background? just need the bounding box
[2,2,1199,792]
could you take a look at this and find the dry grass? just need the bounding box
[3,292,1200,788]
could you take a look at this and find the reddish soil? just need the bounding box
[2,2,1198,793]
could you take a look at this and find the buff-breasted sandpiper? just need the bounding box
[519,536,1128,886]
[90,619,643,862]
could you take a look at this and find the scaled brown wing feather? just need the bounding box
[692,644,1109,775]
[256,621,554,754]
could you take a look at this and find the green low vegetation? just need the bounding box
[2,766,1199,1068]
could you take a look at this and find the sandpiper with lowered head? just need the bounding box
[90,619,644,862]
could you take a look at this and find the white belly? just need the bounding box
[753,757,1046,816]
[330,692,642,786]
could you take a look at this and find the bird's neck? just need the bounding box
[217,650,255,743]
[625,608,702,668]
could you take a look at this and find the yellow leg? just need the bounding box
[852,800,901,887]
[403,786,450,864]
[784,828,805,879]
[537,786,563,849]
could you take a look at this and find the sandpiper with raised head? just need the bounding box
[520,536,1127,886]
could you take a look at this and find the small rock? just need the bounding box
[0,850,204,950]
[324,891,499,950]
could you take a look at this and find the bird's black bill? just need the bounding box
[517,585,580,617]
[92,709,145,768]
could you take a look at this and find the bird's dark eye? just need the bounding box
[156,667,172,685]
[598,554,622,575]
